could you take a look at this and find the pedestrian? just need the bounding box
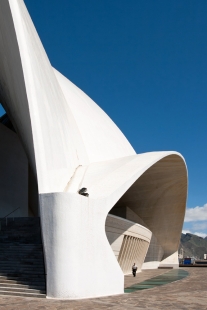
[132,263,137,277]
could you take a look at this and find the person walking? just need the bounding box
[132,263,137,277]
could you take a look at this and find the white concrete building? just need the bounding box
[0,0,187,300]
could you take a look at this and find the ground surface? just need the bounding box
[0,267,206,309]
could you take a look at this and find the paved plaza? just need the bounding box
[0,267,206,309]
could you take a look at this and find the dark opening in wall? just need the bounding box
[0,103,6,117]
[0,112,39,217]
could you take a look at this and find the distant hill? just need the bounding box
[179,233,207,259]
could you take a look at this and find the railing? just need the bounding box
[0,207,20,231]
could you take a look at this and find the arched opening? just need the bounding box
[107,154,187,269]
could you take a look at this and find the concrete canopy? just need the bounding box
[0,0,187,299]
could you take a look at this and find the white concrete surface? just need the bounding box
[39,152,186,298]
[40,193,124,299]
[0,0,188,299]
[159,251,179,269]
[142,261,161,269]
[109,153,187,269]
[142,234,164,269]
[0,0,135,195]
[0,0,87,194]
[55,69,135,164]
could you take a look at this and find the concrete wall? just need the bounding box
[105,214,151,274]
[142,234,164,269]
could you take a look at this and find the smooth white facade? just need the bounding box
[0,0,187,299]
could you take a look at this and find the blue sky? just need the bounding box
[1,0,207,237]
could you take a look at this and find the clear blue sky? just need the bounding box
[1,0,207,236]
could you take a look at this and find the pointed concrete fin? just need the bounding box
[0,0,89,193]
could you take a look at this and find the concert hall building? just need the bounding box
[0,0,187,299]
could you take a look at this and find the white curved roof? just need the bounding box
[54,69,135,163]
[0,0,134,193]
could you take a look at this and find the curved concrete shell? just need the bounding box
[110,154,187,268]
[0,0,187,300]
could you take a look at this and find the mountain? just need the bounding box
[179,233,207,259]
